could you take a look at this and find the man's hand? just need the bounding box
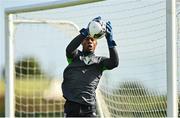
[79,28,89,38]
[106,21,116,48]
[92,16,101,22]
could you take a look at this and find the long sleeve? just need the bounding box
[66,34,84,58]
[100,47,119,70]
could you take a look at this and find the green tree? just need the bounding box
[1,67,5,79]
[101,81,166,117]
[15,56,44,78]
[117,81,149,96]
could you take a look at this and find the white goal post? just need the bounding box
[166,0,178,117]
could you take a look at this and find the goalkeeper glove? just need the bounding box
[92,16,101,22]
[105,21,117,48]
[79,28,89,38]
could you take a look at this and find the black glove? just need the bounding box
[92,16,101,22]
[79,28,89,38]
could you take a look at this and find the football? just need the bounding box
[88,19,106,39]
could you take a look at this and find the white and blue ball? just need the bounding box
[88,19,106,39]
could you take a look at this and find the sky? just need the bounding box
[0,0,68,76]
[0,0,180,93]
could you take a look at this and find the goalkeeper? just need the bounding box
[62,16,119,117]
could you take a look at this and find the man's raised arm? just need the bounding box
[100,21,119,70]
[66,28,88,58]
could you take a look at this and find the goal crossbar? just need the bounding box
[13,19,80,31]
[5,0,104,14]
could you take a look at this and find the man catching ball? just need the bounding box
[62,16,119,117]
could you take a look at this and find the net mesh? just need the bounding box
[12,0,179,117]
[14,21,79,117]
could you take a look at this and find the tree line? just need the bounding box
[1,56,45,78]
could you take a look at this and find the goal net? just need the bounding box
[5,0,178,117]
[13,19,79,117]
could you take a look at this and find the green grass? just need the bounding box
[0,78,64,117]
[0,79,5,116]
[2,78,176,117]
[15,78,50,96]
[101,89,167,117]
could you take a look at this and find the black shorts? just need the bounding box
[64,100,97,117]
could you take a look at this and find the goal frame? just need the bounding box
[4,0,104,117]
[4,0,178,117]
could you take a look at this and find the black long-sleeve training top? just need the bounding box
[62,34,119,105]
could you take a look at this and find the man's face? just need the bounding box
[82,37,97,53]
